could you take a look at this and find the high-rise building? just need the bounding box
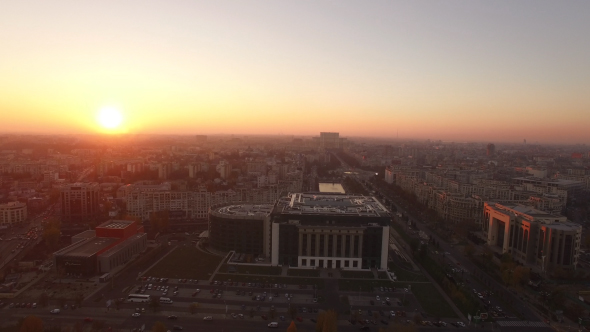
[60,183,100,224]
[319,132,341,150]
[486,143,495,156]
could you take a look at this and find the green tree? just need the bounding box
[151,321,167,332]
[19,315,43,332]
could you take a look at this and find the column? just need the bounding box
[358,234,363,258]
[298,232,303,256]
[331,234,336,258]
[315,232,320,257]
[324,234,330,257]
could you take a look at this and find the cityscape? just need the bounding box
[1,2,590,332]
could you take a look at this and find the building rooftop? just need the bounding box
[56,237,118,258]
[96,219,134,229]
[212,204,273,218]
[276,193,389,217]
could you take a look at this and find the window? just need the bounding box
[353,261,358,268]
[302,259,307,266]
[310,259,315,266]
[344,260,349,268]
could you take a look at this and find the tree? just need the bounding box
[43,224,61,251]
[315,311,326,332]
[150,211,169,233]
[189,302,199,314]
[75,293,84,308]
[91,320,105,332]
[287,321,298,332]
[464,243,475,257]
[20,315,43,332]
[151,321,167,332]
[149,297,161,313]
[321,310,338,332]
[38,292,49,308]
[288,303,298,320]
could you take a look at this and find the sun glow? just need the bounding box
[97,107,123,130]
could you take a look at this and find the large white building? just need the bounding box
[0,201,27,226]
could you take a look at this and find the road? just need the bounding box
[364,179,542,322]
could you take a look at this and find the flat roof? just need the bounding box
[96,219,134,229]
[58,237,118,258]
[276,193,389,217]
[318,183,346,194]
[213,204,273,217]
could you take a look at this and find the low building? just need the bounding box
[209,204,273,256]
[0,201,27,226]
[53,219,147,276]
[484,202,582,270]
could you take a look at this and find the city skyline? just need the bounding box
[2,1,590,144]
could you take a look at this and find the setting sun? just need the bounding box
[97,107,123,130]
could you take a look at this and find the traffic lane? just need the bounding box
[388,206,538,321]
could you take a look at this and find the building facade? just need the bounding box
[271,193,390,270]
[208,204,272,257]
[484,203,582,270]
[53,219,147,276]
[60,183,100,224]
[0,201,27,226]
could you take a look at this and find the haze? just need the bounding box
[1,1,589,143]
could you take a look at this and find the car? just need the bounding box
[238,314,244,319]
[261,315,268,320]
[473,289,477,294]
[381,319,389,325]
[131,313,141,318]
[296,317,303,322]
[50,309,60,314]
[279,316,285,321]
[203,316,213,321]
[457,322,466,327]
[84,318,93,323]
[167,315,178,320]
[311,318,317,323]
[172,326,183,330]
[376,295,380,300]
[268,322,279,328]
[313,298,318,303]
[359,326,370,331]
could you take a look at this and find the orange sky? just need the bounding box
[1,1,589,143]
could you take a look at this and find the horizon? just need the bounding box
[2,1,590,144]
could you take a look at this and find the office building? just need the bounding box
[484,202,581,270]
[271,193,390,270]
[0,201,27,226]
[53,219,147,276]
[60,183,100,224]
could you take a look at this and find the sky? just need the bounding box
[1,1,589,143]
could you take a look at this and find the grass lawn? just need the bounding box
[340,270,375,279]
[225,264,282,275]
[287,269,320,277]
[388,263,429,282]
[145,246,222,280]
[411,283,457,318]
[214,273,324,289]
